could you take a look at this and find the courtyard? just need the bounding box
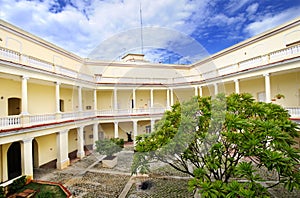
[33,146,300,198]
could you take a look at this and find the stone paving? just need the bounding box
[33,148,300,198]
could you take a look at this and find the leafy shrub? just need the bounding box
[0,186,5,198]
[96,139,122,157]
[9,176,27,193]
[110,138,124,148]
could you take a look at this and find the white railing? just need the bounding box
[29,113,56,125]
[0,115,21,129]
[1,44,300,85]
[286,107,300,118]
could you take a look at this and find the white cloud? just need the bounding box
[246,3,259,15]
[245,6,300,36]
[225,0,251,14]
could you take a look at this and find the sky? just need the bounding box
[1,0,300,64]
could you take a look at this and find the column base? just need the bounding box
[77,151,85,159]
[56,158,70,170]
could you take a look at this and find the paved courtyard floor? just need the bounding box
[33,148,300,198]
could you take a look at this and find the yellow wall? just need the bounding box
[117,90,132,109]
[240,77,264,100]
[100,123,114,139]
[68,128,78,153]
[98,90,113,110]
[28,82,55,114]
[154,90,167,108]
[84,125,94,145]
[35,134,57,166]
[138,120,151,135]
[0,78,21,116]
[271,72,300,107]
[82,90,93,111]
[60,87,74,112]
[136,90,150,109]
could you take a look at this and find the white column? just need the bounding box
[166,89,170,108]
[264,73,271,103]
[78,86,82,111]
[77,126,85,159]
[133,120,138,144]
[132,89,136,109]
[170,88,174,106]
[114,88,118,110]
[234,79,240,94]
[93,123,99,150]
[150,89,154,108]
[214,83,218,95]
[56,130,70,169]
[114,121,119,138]
[199,86,203,97]
[55,82,61,113]
[93,89,97,111]
[194,86,198,96]
[21,76,29,115]
[151,119,155,133]
[21,138,33,179]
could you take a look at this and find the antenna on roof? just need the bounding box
[139,1,144,54]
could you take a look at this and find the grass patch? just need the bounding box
[18,182,67,198]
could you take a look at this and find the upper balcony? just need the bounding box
[1,44,300,86]
[0,107,167,132]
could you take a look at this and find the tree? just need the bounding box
[95,138,123,157]
[131,93,300,197]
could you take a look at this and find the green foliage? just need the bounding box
[132,93,300,197]
[36,190,55,198]
[110,137,124,148]
[0,186,5,198]
[95,139,122,157]
[9,176,27,193]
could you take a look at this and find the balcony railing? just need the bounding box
[1,44,300,85]
[286,107,300,119]
[0,108,167,131]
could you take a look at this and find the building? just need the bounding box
[0,17,300,185]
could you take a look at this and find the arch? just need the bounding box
[32,139,39,168]
[8,97,21,115]
[7,142,21,180]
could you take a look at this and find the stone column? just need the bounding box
[114,88,118,111]
[166,89,170,108]
[194,86,198,96]
[93,123,99,150]
[78,86,82,111]
[55,82,61,113]
[21,76,29,115]
[234,79,240,94]
[150,89,154,108]
[21,138,33,179]
[170,88,174,106]
[56,130,70,169]
[151,119,155,133]
[214,83,218,95]
[93,89,97,111]
[114,121,119,138]
[133,120,138,144]
[264,73,271,103]
[199,86,203,97]
[77,126,85,159]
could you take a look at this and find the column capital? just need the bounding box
[58,129,68,135]
[22,137,33,143]
[263,73,270,77]
[22,75,29,80]
[234,79,239,83]
[55,81,61,85]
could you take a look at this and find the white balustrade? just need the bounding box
[0,47,20,62]
[239,56,262,71]
[0,116,21,129]
[286,107,300,118]
[29,113,56,124]
[27,56,53,71]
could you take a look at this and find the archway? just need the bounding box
[8,97,21,115]
[32,139,39,168]
[7,142,21,180]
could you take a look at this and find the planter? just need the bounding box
[102,156,117,168]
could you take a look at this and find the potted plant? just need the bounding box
[95,138,123,168]
[275,93,285,99]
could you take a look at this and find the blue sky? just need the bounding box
[1,0,300,63]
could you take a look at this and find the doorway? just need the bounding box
[7,142,22,180]
[8,97,21,115]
